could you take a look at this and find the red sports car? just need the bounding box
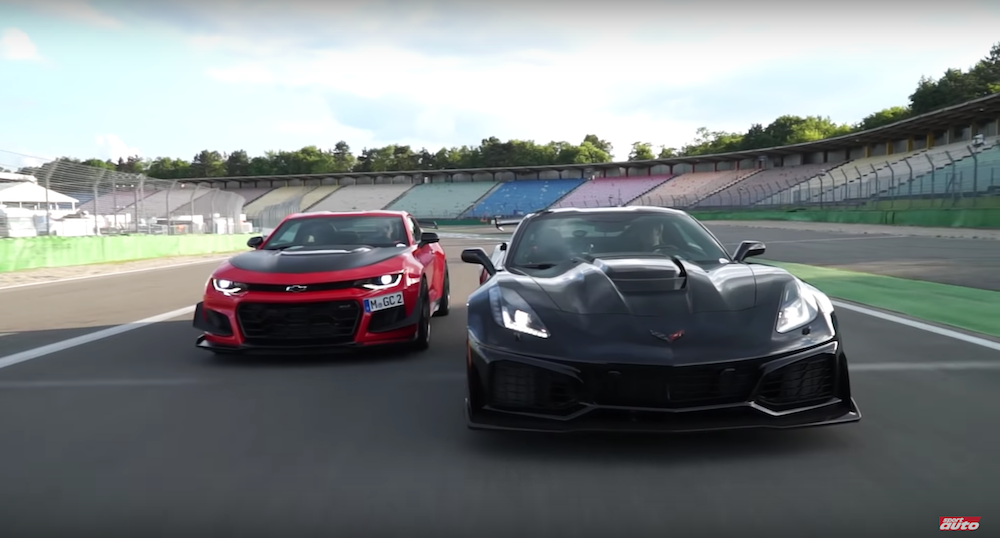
[193,210,449,354]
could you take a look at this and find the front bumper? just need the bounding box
[465,338,861,434]
[193,289,424,354]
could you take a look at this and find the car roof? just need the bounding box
[282,210,409,221]
[529,205,690,219]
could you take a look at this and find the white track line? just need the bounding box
[0,258,228,292]
[850,362,1000,372]
[0,305,195,370]
[831,300,1000,352]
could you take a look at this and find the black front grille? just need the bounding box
[584,362,763,408]
[756,355,837,410]
[236,301,361,345]
[246,281,357,293]
[489,361,580,413]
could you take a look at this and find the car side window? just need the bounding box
[272,222,301,243]
[407,217,422,243]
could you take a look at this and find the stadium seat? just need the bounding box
[635,171,757,207]
[900,141,1000,196]
[696,163,830,207]
[464,179,584,218]
[308,183,417,212]
[300,185,342,211]
[553,175,673,208]
[242,186,318,218]
[386,181,498,218]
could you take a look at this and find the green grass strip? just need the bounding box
[756,259,1000,338]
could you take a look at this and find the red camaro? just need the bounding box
[193,210,449,354]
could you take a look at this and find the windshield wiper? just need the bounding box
[518,263,557,269]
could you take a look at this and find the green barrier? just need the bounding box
[0,234,256,273]
[757,259,1000,338]
[690,208,1000,228]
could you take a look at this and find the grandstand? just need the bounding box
[300,185,341,210]
[464,178,583,218]
[386,181,498,218]
[898,142,1000,196]
[220,187,273,209]
[77,188,144,215]
[242,186,317,218]
[695,163,832,207]
[635,170,759,207]
[164,93,999,218]
[130,186,214,220]
[308,183,416,212]
[553,175,673,208]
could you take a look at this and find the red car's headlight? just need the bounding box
[212,278,249,296]
[354,273,402,291]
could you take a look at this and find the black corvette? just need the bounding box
[459,206,861,433]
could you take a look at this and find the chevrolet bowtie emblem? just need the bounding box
[650,329,684,343]
[286,285,308,292]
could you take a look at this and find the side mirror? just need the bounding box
[247,236,264,249]
[461,247,497,277]
[419,232,440,245]
[733,240,765,262]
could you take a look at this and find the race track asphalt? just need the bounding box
[0,226,998,538]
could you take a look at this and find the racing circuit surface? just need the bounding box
[0,224,998,538]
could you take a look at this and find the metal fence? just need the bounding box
[0,150,247,237]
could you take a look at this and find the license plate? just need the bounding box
[364,292,404,313]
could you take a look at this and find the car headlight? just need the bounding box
[489,286,549,339]
[776,280,819,334]
[356,273,402,291]
[212,278,248,296]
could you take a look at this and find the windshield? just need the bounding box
[508,212,731,268]
[262,215,409,250]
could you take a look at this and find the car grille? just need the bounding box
[584,362,763,408]
[755,354,837,410]
[487,359,767,413]
[489,361,580,413]
[236,300,361,346]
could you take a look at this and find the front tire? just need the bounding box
[407,283,432,352]
[434,268,450,317]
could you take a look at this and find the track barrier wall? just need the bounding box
[0,234,256,272]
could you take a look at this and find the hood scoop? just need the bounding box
[278,246,373,256]
[594,257,686,293]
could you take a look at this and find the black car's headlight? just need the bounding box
[355,273,402,291]
[775,280,820,334]
[489,287,550,339]
[212,278,248,296]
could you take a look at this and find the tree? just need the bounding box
[629,142,655,161]
[190,150,225,177]
[856,106,912,131]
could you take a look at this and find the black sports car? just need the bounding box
[459,206,861,433]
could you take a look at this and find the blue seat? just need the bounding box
[464,179,585,218]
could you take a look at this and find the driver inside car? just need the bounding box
[625,220,664,252]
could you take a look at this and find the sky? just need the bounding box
[1,0,1000,170]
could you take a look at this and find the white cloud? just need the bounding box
[204,42,807,159]
[95,135,141,162]
[0,28,42,61]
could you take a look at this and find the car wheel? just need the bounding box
[408,283,432,352]
[434,269,450,317]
